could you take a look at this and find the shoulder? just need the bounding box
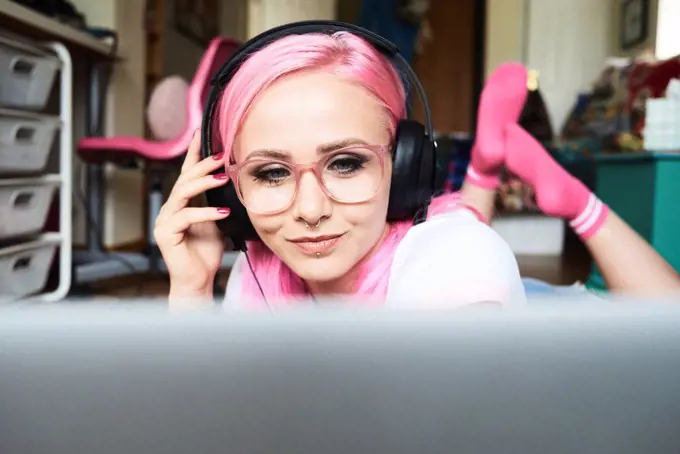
[395,210,513,262]
[387,210,527,307]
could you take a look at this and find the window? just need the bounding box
[656,0,680,60]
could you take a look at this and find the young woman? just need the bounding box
[155,27,680,309]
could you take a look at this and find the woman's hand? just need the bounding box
[154,130,231,301]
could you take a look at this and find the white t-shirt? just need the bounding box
[224,210,527,308]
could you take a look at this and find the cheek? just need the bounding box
[340,177,391,229]
[334,154,392,229]
[246,212,289,259]
[248,212,284,238]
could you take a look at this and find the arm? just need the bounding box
[169,253,246,309]
[585,212,680,294]
[387,210,527,308]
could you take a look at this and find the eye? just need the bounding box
[327,153,369,176]
[250,164,292,184]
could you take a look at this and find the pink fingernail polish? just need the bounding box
[213,173,228,180]
[212,152,224,160]
[217,207,230,215]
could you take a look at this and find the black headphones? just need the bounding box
[201,20,439,251]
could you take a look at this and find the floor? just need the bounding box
[85,234,593,298]
[518,233,592,286]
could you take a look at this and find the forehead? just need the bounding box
[234,71,391,161]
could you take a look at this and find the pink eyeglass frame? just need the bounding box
[226,144,391,215]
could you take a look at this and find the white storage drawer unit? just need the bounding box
[0,108,59,174]
[0,176,59,240]
[0,35,60,111]
[0,235,59,301]
[0,22,74,302]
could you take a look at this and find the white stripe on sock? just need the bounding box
[573,198,603,235]
[570,193,596,228]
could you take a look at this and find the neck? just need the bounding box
[305,223,391,297]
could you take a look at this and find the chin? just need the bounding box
[284,252,355,284]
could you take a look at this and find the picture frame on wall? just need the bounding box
[620,0,649,50]
[174,0,219,45]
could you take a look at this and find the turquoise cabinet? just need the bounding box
[587,153,680,290]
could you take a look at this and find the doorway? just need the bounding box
[411,0,485,133]
[337,0,486,134]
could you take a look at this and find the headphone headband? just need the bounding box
[211,21,399,87]
[201,20,434,159]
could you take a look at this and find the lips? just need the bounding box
[288,233,344,256]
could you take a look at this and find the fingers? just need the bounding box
[179,149,227,184]
[181,127,227,177]
[164,173,229,214]
[155,207,230,243]
[181,129,203,172]
[169,129,231,215]
[178,128,229,183]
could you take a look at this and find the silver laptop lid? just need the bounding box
[1,304,679,454]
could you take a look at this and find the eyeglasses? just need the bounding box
[227,145,389,215]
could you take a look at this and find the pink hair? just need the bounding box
[218,32,461,305]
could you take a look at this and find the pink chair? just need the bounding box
[73,37,240,288]
[77,37,240,164]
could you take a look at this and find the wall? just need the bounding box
[524,0,613,133]
[221,0,249,41]
[485,0,618,133]
[611,0,658,57]
[162,0,248,80]
[70,0,146,248]
[484,0,526,79]
[247,0,337,38]
[162,0,205,81]
[485,0,659,74]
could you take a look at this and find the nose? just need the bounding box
[292,170,331,225]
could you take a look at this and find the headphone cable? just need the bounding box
[243,251,269,309]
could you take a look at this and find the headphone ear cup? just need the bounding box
[387,119,428,221]
[418,136,437,197]
[205,179,259,248]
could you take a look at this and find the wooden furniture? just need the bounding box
[0,0,116,298]
[0,36,72,302]
[0,0,111,55]
[587,152,680,290]
[410,0,485,133]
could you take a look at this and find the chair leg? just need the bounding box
[85,163,106,253]
[147,172,164,274]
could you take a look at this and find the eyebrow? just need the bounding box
[246,138,369,160]
[318,138,369,153]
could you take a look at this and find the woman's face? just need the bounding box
[233,71,393,289]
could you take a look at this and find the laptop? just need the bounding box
[1,303,679,454]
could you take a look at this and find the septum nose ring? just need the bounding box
[304,219,321,229]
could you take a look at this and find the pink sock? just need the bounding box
[504,124,609,240]
[467,62,529,189]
